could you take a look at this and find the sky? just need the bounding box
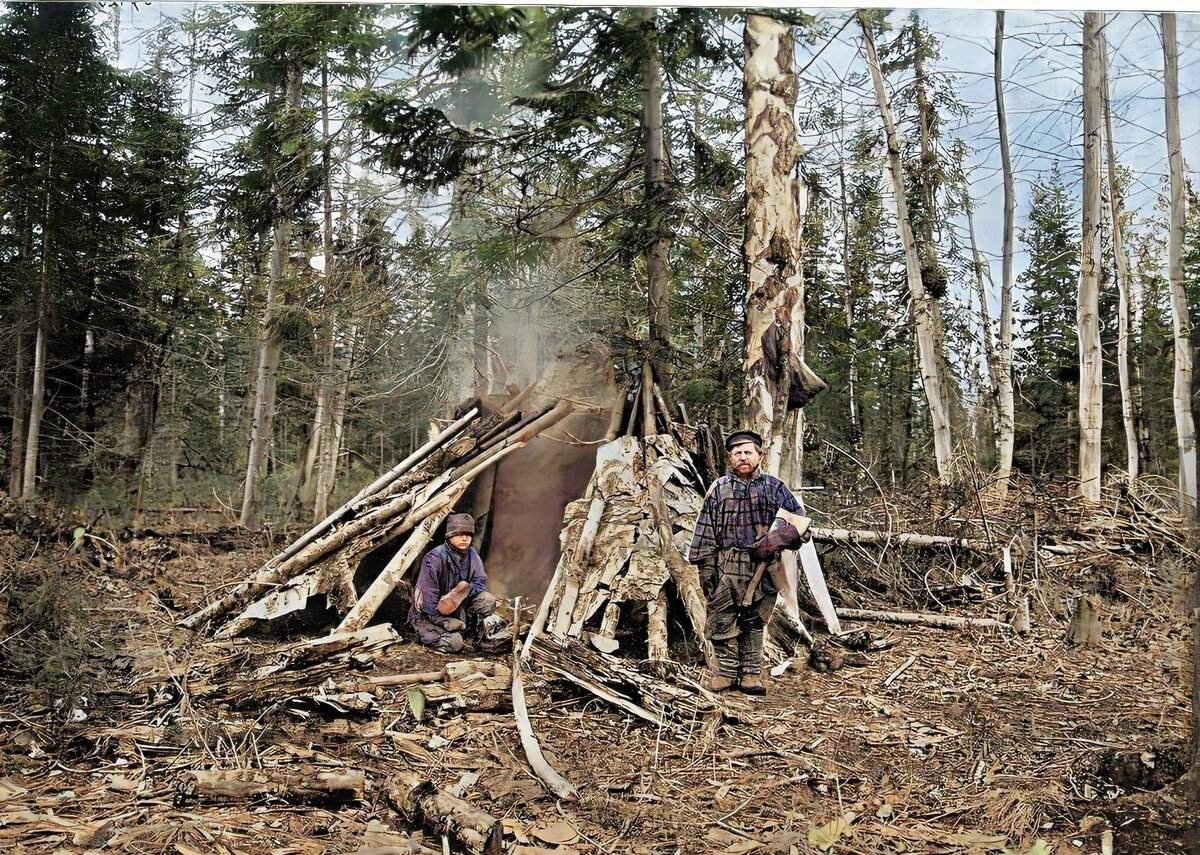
[105,4,1200,322]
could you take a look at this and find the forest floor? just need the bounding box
[0,501,1197,855]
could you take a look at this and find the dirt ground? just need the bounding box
[1,510,1197,854]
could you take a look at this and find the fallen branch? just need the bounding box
[838,608,1011,631]
[512,662,578,800]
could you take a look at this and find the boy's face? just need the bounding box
[727,441,762,476]
[448,533,473,550]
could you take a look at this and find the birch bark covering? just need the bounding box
[993,12,1016,496]
[743,14,807,474]
[859,13,953,481]
[1100,33,1138,479]
[1161,12,1197,519]
[1077,13,1103,503]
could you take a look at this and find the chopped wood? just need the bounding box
[838,608,1012,631]
[384,772,503,855]
[180,766,365,805]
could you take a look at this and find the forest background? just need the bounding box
[2,2,1198,530]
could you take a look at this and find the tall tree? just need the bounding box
[1099,27,1140,480]
[992,11,1016,496]
[1077,12,1103,502]
[642,7,672,392]
[743,13,812,474]
[859,11,953,482]
[1161,12,1197,519]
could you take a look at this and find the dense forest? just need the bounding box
[1,3,1197,526]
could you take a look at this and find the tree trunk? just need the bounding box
[1077,12,1104,503]
[744,14,809,473]
[993,12,1016,497]
[315,321,356,519]
[21,166,53,502]
[965,195,1001,460]
[837,154,860,446]
[9,329,27,497]
[859,13,953,482]
[643,7,672,390]
[241,68,301,529]
[1100,29,1138,480]
[1162,12,1197,520]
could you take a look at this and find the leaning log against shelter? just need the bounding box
[183,398,574,638]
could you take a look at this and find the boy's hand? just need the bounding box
[436,580,471,615]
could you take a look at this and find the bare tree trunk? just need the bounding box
[1100,30,1138,480]
[643,7,672,391]
[1076,13,1104,503]
[1162,12,1197,520]
[965,196,1001,458]
[859,13,953,481]
[993,12,1016,497]
[22,164,54,502]
[9,329,27,497]
[315,322,356,519]
[837,149,860,446]
[744,14,811,473]
[241,68,301,529]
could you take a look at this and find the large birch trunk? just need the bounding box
[859,13,953,481]
[1162,13,1197,519]
[993,12,1016,497]
[743,14,811,473]
[964,196,1000,458]
[1077,13,1104,503]
[643,7,672,390]
[241,67,302,529]
[9,330,27,497]
[1100,32,1138,480]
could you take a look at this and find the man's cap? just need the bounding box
[725,429,764,451]
[446,513,475,537]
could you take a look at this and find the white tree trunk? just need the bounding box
[964,195,1000,452]
[744,14,809,473]
[1162,12,1197,519]
[1076,13,1104,503]
[859,13,954,481]
[9,329,27,497]
[1100,31,1138,480]
[993,12,1016,497]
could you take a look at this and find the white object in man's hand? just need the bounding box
[437,580,470,615]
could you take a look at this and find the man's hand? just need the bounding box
[437,580,470,615]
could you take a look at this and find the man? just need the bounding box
[409,513,509,653]
[687,430,808,695]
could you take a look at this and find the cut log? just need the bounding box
[838,608,1011,631]
[384,772,503,855]
[181,766,365,804]
[1065,594,1102,646]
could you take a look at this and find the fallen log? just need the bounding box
[384,772,503,855]
[180,766,365,805]
[838,608,1011,631]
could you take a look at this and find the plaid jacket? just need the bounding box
[687,471,804,583]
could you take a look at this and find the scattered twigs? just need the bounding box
[882,655,916,687]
